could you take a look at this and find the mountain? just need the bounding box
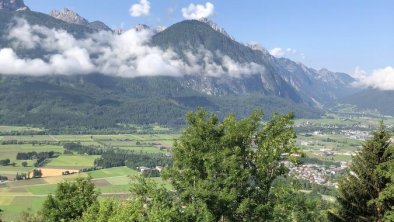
[269,60,356,107]
[0,10,98,49]
[152,20,357,105]
[133,24,166,34]
[0,3,357,128]
[0,0,29,11]
[341,89,394,116]
[0,74,322,130]
[152,20,304,103]
[199,18,234,40]
[49,8,112,32]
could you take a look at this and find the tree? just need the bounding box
[18,210,43,222]
[331,123,394,221]
[32,169,42,178]
[42,176,99,222]
[22,162,28,167]
[163,109,299,221]
[0,159,10,166]
[374,142,394,221]
[78,176,214,222]
[269,177,331,221]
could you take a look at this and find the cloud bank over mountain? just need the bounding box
[1,19,264,78]
[353,66,394,90]
[269,47,305,60]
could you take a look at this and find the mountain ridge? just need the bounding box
[152,19,357,105]
[49,8,112,32]
[341,89,394,116]
[0,3,361,127]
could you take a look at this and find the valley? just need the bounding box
[0,0,393,220]
[0,108,392,220]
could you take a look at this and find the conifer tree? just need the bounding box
[331,123,393,221]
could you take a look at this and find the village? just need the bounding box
[288,163,349,187]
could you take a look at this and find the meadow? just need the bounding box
[0,127,177,221]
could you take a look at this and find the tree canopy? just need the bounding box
[42,177,99,222]
[163,109,300,221]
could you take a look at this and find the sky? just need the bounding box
[23,0,394,76]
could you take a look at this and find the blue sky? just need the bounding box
[25,0,393,75]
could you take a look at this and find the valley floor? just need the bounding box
[0,107,393,220]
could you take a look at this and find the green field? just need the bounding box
[0,167,167,221]
[0,126,42,133]
[46,155,99,168]
[88,167,140,178]
[0,126,177,221]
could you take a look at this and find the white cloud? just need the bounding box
[0,19,265,78]
[7,19,40,49]
[286,48,297,54]
[353,66,394,90]
[0,47,94,75]
[352,66,367,79]
[269,47,305,60]
[182,2,214,20]
[0,48,52,75]
[269,48,286,58]
[129,0,150,17]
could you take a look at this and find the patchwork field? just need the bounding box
[0,167,170,221]
[0,128,178,221]
[0,111,392,221]
[46,155,100,168]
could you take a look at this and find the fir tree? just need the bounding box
[331,123,394,221]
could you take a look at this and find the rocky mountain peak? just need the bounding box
[198,18,234,40]
[49,8,89,26]
[49,8,112,32]
[134,24,166,34]
[134,24,150,32]
[0,0,29,11]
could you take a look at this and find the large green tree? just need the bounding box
[42,176,99,222]
[163,109,299,221]
[331,123,394,221]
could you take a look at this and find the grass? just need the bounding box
[0,166,33,174]
[0,196,46,221]
[0,168,140,219]
[0,144,64,168]
[105,176,132,185]
[0,196,14,205]
[0,129,178,220]
[46,155,99,168]
[26,184,58,195]
[0,126,42,133]
[88,167,139,179]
